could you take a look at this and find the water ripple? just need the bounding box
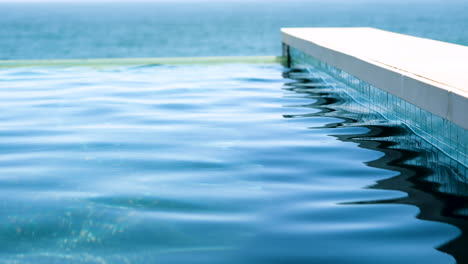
[0,64,465,263]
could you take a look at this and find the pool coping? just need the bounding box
[0,56,286,68]
[281,27,468,131]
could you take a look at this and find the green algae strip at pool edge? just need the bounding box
[0,56,286,68]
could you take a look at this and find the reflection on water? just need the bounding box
[0,64,466,263]
[284,68,468,263]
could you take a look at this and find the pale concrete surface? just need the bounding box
[281,27,468,130]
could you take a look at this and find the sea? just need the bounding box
[0,0,467,60]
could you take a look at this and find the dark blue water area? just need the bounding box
[0,63,466,263]
[0,0,467,60]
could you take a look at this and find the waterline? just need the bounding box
[0,56,286,68]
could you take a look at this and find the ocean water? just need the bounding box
[0,63,466,263]
[0,1,467,60]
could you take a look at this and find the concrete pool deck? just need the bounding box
[281,27,468,130]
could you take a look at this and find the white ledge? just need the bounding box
[281,27,468,130]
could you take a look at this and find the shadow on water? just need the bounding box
[283,68,468,264]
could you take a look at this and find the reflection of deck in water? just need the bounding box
[284,67,467,263]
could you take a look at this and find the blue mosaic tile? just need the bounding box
[288,46,467,169]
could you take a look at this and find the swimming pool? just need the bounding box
[0,63,466,263]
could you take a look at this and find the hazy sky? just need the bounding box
[0,0,458,2]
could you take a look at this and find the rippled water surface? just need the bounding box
[0,63,466,264]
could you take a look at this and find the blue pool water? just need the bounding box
[0,63,466,263]
[0,1,467,60]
